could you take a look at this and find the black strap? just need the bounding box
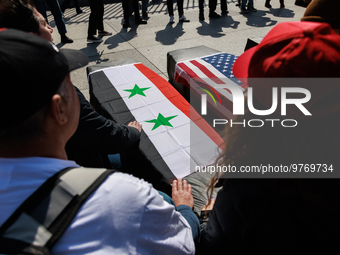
[0,167,115,255]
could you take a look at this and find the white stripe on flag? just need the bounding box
[182,60,235,101]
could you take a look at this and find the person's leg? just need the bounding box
[88,0,97,35]
[73,0,82,12]
[247,0,256,11]
[142,0,148,13]
[97,0,104,31]
[177,0,184,17]
[60,0,72,12]
[208,0,216,14]
[241,0,247,9]
[221,0,228,13]
[122,0,130,27]
[177,0,189,21]
[209,0,220,18]
[199,0,204,20]
[279,0,285,8]
[87,0,104,41]
[133,0,141,21]
[45,0,67,35]
[34,0,48,21]
[265,0,271,8]
[167,0,174,17]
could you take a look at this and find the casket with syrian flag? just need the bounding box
[88,61,223,192]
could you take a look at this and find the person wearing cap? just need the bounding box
[301,0,340,34]
[0,0,146,171]
[197,21,340,254]
[0,28,198,254]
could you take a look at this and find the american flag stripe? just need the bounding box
[174,53,247,119]
[189,60,225,84]
[177,59,236,103]
[177,61,223,104]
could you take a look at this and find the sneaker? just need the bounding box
[98,30,112,36]
[61,34,73,43]
[209,12,220,18]
[280,3,285,8]
[221,10,229,15]
[135,18,147,24]
[265,2,272,8]
[240,8,248,13]
[199,13,205,20]
[87,35,103,43]
[142,11,148,17]
[248,6,257,12]
[169,15,174,23]
[179,15,190,22]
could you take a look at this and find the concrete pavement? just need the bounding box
[49,0,307,100]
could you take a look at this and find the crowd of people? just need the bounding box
[1,0,340,254]
[22,0,312,43]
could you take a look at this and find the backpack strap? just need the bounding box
[0,167,115,255]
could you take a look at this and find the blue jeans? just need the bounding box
[108,153,122,170]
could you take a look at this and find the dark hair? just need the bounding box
[0,0,39,34]
[0,79,68,144]
[0,104,48,145]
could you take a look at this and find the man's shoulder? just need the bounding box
[100,171,154,197]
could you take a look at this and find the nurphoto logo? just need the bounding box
[200,82,312,128]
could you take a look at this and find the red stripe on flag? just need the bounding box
[135,63,224,149]
[190,60,225,85]
[177,62,223,105]
[135,63,190,118]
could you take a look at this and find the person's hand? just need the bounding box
[172,179,194,209]
[128,121,142,132]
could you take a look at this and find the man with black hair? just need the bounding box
[0,0,143,170]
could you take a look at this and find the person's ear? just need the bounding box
[49,94,68,125]
[29,31,39,37]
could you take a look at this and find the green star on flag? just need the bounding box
[124,84,151,98]
[146,113,178,130]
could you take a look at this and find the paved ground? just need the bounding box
[49,0,307,100]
